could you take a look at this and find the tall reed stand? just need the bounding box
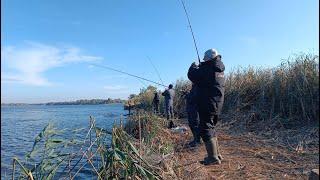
[138,112,142,165]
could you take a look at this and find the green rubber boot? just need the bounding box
[200,138,221,165]
[214,137,223,161]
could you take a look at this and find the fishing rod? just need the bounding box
[179,0,201,64]
[146,56,165,86]
[90,63,167,88]
[137,78,148,87]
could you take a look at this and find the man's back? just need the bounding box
[162,85,175,124]
[162,89,175,105]
[188,56,225,102]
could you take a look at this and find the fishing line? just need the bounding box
[146,56,165,86]
[90,63,167,88]
[136,76,148,87]
[179,0,201,63]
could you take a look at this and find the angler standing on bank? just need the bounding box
[188,49,225,165]
[152,91,160,114]
[162,84,175,128]
[185,84,201,147]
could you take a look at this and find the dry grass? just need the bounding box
[130,53,319,125]
[11,115,164,179]
[224,53,319,125]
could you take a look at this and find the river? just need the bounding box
[1,103,127,179]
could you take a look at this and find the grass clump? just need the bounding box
[124,112,175,156]
[12,116,163,179]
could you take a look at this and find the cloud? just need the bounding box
[1,73,23,83]
[88,65,95,69]
[1,41,103,86]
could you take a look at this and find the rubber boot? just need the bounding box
[214,137,223,161]
[200,138,221,165]
[166,112,171,128]
[166,121,170,128]
[168,120,175,128]
[188,128,201,147]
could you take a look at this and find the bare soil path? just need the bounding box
[168,119,319,180]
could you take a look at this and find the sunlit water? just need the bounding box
[1,103,127,179]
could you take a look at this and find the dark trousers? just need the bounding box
[198,109,219,142]
[187,107,200,140]
[165,104,174,120]
[153,103,159,114]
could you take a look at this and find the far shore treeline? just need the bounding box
[1,98,125,106]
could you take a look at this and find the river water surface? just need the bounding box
[1,103,126,179]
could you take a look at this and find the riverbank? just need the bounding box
[117,113,319,179]
[166,116,319,179]
[118,53,320,178]
[9,110,318,179]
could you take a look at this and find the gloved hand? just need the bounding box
[190,62,197,68]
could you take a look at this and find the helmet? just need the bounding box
[203,49,219,61]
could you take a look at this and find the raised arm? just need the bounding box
[213,56,225,72]
[187,62,202,84]
[162,90,167,96]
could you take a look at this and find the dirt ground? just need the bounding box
[166,119,319,180]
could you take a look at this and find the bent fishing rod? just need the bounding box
[90,63,167,88]
[180,0,201,64]
[147,56,165,86]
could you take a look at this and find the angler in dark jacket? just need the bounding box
[185,84,201,147]
[188,48,225,165]
[152,92,160,114]
[162,84,175,128]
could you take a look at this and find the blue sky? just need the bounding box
[1,0,319,103]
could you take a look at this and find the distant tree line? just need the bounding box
[1,103,29,106]
[45,98,125,105]
[1,99,125,106]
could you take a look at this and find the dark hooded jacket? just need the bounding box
[186,85,198,112]
[187,56,225,115]
[162,88,175,106]
[153,93,160,104]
